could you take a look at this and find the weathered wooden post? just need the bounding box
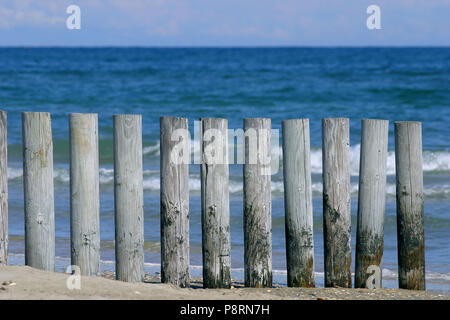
[282,119,315,287]
[395,121,425,290]
[70,113,100,276]
[114,114,144,282]
[160,116,190,287]
[200,118,231,289]
[355,119,389,288]
[322,118,351,288]
[243,118,272,288]
[0,111,7,265]
[22,112,55,271]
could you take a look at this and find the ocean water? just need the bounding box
[0,48,449,292]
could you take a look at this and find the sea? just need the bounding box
[0,47,449,293]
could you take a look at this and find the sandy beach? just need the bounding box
[0,265,448,300]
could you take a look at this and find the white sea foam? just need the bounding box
[143,141,160,156]
[6,145,450,197]
[7,145,449,181]
[118,141,450,176]
[6,165,450,197]
[7,167,23,180]
[308,145,450,176]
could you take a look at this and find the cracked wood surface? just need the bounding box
[355,119,389,288]
[22,112,55,271]
[243,118,272,288]
[282,119,315,287]
[160,116,190,287]
[0,111,7,265]
[200,118,231,288]
[395,121,425,290]
[322,118,351,288]
[70,113,100,276]
[114,114,144,282]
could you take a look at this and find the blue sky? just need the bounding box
[0,0,449,46]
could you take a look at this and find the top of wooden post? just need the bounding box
[22,111,50,116]
[362,118,389,122]
[161,116,187,120]
[394,121,421,125]
[70,113,98,116]
[282,118,309,124]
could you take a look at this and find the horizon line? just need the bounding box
[0,45,449,49]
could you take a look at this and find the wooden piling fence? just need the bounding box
[200,118,232,289]
[0,111,428,291]
[355,119,389,288]
[69,113,100,276]
[395,121,425,290]
[160,116,190,287]
[243,118,272,288]
[0,111,7,265]
[282,119,315,287]
[113,114,144,282]
[22,112,55,271]
[322,118,352,288]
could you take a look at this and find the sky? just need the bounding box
[0,0,449,46]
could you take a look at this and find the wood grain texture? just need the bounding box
[0,111,7,265]
[322,118,351,288]
[22,112,55,271]
[243,118,272,288]
[282,119,314,287]
[200,118,231,288]
[355,119,389,288]
[114,114,144,282]
[70,113,100,276]
[160,116,190,287]
[395,121,425,290]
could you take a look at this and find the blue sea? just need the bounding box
[0,48,449,292]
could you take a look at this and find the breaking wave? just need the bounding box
[6,166,450,198]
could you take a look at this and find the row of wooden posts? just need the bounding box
[0,111,425,290]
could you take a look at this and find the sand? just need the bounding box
[0,265,448,300]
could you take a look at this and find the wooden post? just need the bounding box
[160,116,190,287]
[200,118,231,289]
[395,121,425,290]
[282,119,315,287]
[322,118,351,288]
[355,119,389,288]
[114,114,144,282]
[70,113,100,276]
[22,112,55,271]
[243,118,272,288]
[0,111,7,265]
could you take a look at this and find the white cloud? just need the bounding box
[0,0,66,28]
[0,0,448,45]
